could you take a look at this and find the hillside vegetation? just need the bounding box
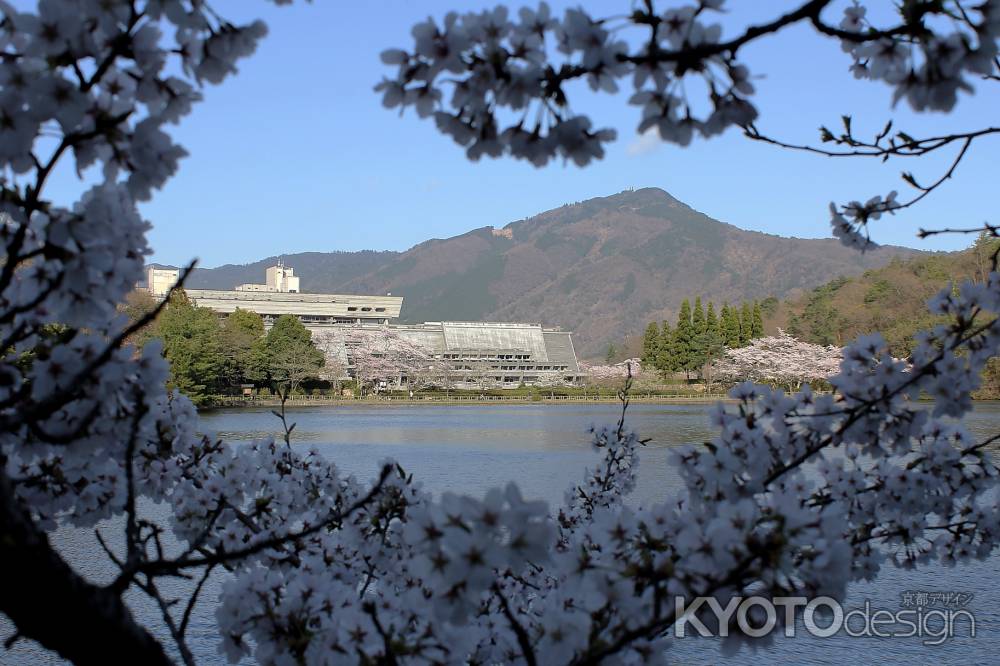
[765,235,997,357]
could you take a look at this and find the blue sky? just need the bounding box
[41,1,1000,267]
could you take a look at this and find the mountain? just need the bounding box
[185,188,923,358]
[183,250,399,292]
[763,235,994,357]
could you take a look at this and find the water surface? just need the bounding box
[3,402,998,664]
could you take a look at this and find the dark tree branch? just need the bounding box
[918,223,1000,238]
[0,463,171,666]
[179,564,217,639]
[137,576,195,666]
[743,124,1000,159]
[493,584,537,666]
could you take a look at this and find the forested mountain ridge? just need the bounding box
[764,235,996,357]
[178,188,923,357]
[183,250,400,293]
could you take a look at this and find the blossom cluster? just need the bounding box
[712,331,843,389]
[838,2,999,113]
[829,191,901,250]
[0,0,276,533]
[579,358,644,380]
[379,1,1000,168]
[376,1,757,165]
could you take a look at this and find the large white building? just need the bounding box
[184,289,402,326]
[316,321,583,388]
[142,263,582,387]
[141,264,399,325]
[145,266,180,297]
[236,261,300,293]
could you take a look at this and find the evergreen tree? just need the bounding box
[751,301,765,339]
[739,301,753,345]
[641,321,660,367]
[760,295,779,317]
[705,301,718,336]
[156,292,225,405]
[693,296,706,334]
[605,342,617,363]
[121,289,159,349]
[788,313,803,338]
[673,299,696,378]
[691,297,707,370]
[699,301,726,371]
[657,320,674,373]
[721,303,740,348]
[696,301,725,369]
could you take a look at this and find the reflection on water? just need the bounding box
[3,402,998,665]
[201,403,715,503]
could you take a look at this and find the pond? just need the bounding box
[4,402,998,664]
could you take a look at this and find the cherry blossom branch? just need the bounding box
[178,564,218,645]
[2,261,196,432]
[136,463,395,576]
[767,312,996,483]
[744,122,1000,159]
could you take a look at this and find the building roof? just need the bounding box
[440,321,550,361]
[323,321,580,372]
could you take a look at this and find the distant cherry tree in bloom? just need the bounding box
[315,326,446,391]
[0,2,998,666]
[713,331,843,389]
[580,358,645,380]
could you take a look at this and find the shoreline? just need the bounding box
[200,395,737,410]
[199,395,1000,411]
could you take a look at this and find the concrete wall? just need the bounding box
[186,290,403,321]
[146,267,179,297]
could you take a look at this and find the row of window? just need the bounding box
[439,363,569,371]
[441,353,533,361]
[346,306,387,312]
[495,376,574,383]
[403,376,546,383]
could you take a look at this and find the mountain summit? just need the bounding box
[186,188,920,357]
